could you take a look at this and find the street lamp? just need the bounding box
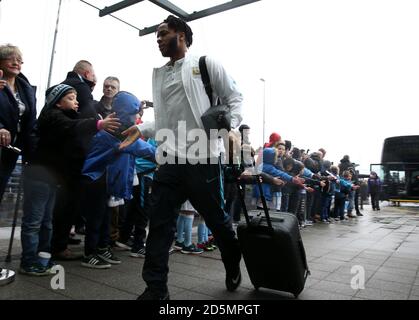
[260,78,266,147]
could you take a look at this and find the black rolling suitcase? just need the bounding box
[236,177,310,298]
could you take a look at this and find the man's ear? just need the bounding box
[178,32,185,43]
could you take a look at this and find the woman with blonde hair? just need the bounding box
[0,44,37,202]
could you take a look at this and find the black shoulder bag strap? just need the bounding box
[199,56,213,106]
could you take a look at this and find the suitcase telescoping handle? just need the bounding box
[237,174,273,229]
[255,175,273,229]
[236,143,273,229]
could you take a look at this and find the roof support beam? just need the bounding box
[187,0,261,22]
[148,0,188,20]
[139,0,261,36]
[95,0,262,37]
[99,0,145,17]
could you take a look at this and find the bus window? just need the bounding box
[410,171,419,196]
[370,164,385,181]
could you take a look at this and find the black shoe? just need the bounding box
[81,254,111,269]
[356,212,363,216]
[97,248,121,265]
[136,288,170,300]
[226,267,242,292]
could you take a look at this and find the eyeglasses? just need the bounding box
[1,56,24,65]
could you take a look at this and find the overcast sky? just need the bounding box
[1,0,418,173]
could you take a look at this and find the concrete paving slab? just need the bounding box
[188,278,254,300]
[382,260,419,272]
[365,279,412,294]
[376,266,418,278]
[298,288,352,300]
[355,287,409,300]
[313,280,358,296]
[409,285,419,296]
[171,289,217,300]
[369,272,415,285]
[1,204,418,300]
[306,262,342,273]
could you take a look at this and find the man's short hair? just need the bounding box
[163,15,193,48]
[73,60,93,73]
[104,76,120,91]
[104,76,120,84]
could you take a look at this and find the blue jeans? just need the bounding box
[347,191,355,214]
[176,214,194,247]
[20,178,56,267]
[321,194,332,220]
[198,220,209,244]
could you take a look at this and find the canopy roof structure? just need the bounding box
[80,0,261,36]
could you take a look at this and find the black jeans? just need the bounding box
[224,182,242,223]
[142,161,241,295]
[370,192,380,210]
[52,175,81,253]
[0,149,19,203]
[120,175,152,250]
[354,189,361,212]
[82,175,111,256]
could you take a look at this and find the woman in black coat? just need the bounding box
[0,44,37,202]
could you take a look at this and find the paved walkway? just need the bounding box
[1,203,418,300]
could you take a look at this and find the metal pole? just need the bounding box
[47,0,63,88]
[5,168,23,263]
[260,78,266,146]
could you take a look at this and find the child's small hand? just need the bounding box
[292,176,305,186]
[305,187,315,193]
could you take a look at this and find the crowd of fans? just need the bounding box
[0,40,382,287]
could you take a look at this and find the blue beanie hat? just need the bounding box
[45,84,75,107]
[111,91,142,128]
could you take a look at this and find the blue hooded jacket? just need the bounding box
[135,139,158,178]
[262,148,293,182]
[82,92,156,199]
[112,91,141,129]
[253,148,294,201]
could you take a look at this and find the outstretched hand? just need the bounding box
[273,178,285,186]
[101,112,121,133]
[119,125,141,150]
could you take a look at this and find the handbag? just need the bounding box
[199,56,231,137]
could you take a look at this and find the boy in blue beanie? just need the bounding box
[20,84,119,275]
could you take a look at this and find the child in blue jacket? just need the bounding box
[80,92,156,269]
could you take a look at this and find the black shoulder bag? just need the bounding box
[199,56,231,137]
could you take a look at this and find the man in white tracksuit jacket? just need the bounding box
[121,15,243,300]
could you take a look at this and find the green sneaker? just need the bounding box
[181,244,204,255]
